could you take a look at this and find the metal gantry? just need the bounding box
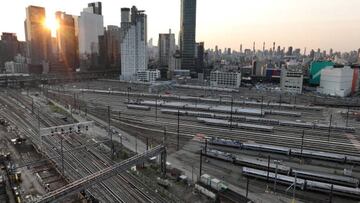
[37,145,166,203]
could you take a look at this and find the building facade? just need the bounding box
[280,63,303,94]
[5,54,28,74]
[137,69,160,82]
[25,6,52,68]
[180,0,197,74]
[158,30,176,72]
[78,2,104,71]
[318,66,358,97]
[56,12,78,72]
[210,71,241,88]
[120,6,147,81]
[0,33,21,69]
[106,25,121,69]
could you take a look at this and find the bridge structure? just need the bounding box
[36,145,166,203]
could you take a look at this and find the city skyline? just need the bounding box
[1,0,360,52]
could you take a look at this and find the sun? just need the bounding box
[45,17,59,36]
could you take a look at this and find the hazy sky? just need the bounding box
[1,0,360,52]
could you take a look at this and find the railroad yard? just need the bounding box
[0,79,360,203]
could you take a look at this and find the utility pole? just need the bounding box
[73,92,76,114]
[127,87,131,103]
[328,114,332,141]
[135,133,138,154]
[267,155,270,182]
[346,106,349,127]
[108,106,113,160]
[177,108,180,150]
[293,172,297,201]
[301,130,305,159]
[274,160,280,193]
[146,137,149,151]
[32,98,34,114]
[199,150,203,178]
[204,139,208,154]
[155,96,158,121]
[329,184,334,203]
[246,177,249,198]
[163,127,167,146]
[261,96,264,118]
[38,108,41,152]
[230,96,234,129]
[61,137,64,176]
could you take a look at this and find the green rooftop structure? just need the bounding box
[309,61,334,85]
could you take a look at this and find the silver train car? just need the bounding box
[242,167,360,199]
[160,109,355,132]
[292,169,359,188]
[207,137,360,165]
[126,104,151,111]
[205,148,359,188]
[197,118,274,133]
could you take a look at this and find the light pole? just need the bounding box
[273,160,280,193]
[328,114,333,141]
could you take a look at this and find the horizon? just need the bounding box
[1,0,360,52]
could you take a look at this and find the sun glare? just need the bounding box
[45,17,59,36]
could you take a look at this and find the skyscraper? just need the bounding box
[25,6,52,70]
[56,11,78,72]
[120,6,147,81]
[0,33,20,68]
[78,2,104,71]
[179,0,197,74]
[158,30,176,72]
[196,42,205,73]
[106,25,121,69]
[87,2,102,15]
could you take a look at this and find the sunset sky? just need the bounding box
[1,0,360,52]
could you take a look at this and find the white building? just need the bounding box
[210,71,241,88]
[280,62,303,94]
[120,6,147,81]
[5,55,28,74]
[78,2,104,70]
[317,66,358,97]
[137,70,160,83]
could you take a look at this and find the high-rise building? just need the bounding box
[87,2,102,15]
[0,33,20,68]
[55,12,78,72]
[287,46,293,56]
[179,0,197,74]
[196,42,205,73]
[106,25,121,69]
[120,6,147,81]
[158,30,176,72]
[25,6,52,69]
[78,2,104,71]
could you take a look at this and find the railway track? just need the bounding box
[0,90,169,203]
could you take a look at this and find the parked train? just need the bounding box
[242,167,360,199]
[204,148,360,188]
[79,88,323,111]
[208,137,360,165]
[197,118,274,133]
[160,109,355,133]
[126,104,151,111]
